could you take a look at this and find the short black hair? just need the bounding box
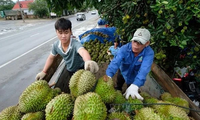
[114,40,119,44]
[55,18,72,31]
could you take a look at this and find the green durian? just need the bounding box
[123,97,144,113]
[107,112,131,120]
[143,97,159,107]
[18,80,53,113]
[112,90,126,111]
[73,92,107,120]
[140,91,152,100]
[134,107,163,120]
[0,105,22,120]
[21,111,45,120]
[69,70,97,99]
[153,100,169,113]
[167,97,190,114]
[160,92,172,101]
[94,75,116,103]
[161,105,190,120]
[45,93,73,120]
[52,87,61,97]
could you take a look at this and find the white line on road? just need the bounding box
[0,23,53,40]
[0,36,57,69]
[30,33,39,37]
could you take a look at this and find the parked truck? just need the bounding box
[3,10,23,20]
[44,54,200,120]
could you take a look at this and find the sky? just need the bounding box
[12,0,20,3]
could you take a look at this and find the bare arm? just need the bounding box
[42,54,56,73]
[78,47,91,61]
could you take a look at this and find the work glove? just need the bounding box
[123,84,144,100]
[35,71,46,80]
[108,52,111,55]
[84,60,99,73]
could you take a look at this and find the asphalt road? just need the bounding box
[0,11,99,111]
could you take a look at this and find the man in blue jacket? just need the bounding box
[106,28,154,100]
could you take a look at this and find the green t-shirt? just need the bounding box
[51,38,84,72]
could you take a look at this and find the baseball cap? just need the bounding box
[131,28,151,44]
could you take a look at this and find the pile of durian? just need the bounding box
[0,70,195,120]
[83,38,113,64]
[81,31,109,39]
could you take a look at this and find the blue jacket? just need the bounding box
[106,42,154,87]
[109,46,120,56]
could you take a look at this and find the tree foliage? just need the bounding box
[91,0,200,70]
[44,0,86,16]
[0,0,15,11]
[28,0,48,18]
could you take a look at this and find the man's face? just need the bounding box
[114,42,118,46]
[131,40,148,54]
[56,29,72,44]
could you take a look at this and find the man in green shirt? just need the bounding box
[36,18,99,93]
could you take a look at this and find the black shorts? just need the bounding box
[54,66,84,93]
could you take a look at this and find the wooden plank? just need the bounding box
[43,55,63,82]
[151,62,200,120]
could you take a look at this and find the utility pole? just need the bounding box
[18,0,25,23]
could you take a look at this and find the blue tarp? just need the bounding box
[79,27,119,44]
[97,18,108,25]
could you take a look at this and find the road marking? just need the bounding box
[0,36,57,69]
[30,33,39,37]
[0,23,53,40]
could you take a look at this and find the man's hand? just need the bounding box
[84,60,99,73]
[35,71,46,80]
[103,75,112,82]
[123,84,144,100]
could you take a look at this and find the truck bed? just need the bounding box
[45,56,200,119]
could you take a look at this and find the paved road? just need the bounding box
[0,12,99,111]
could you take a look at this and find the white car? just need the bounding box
[76,13,86,21]
[91,11,96,15]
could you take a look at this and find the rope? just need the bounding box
[109,103,200,112]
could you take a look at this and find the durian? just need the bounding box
[21,111,45,120]
[45,93,73,120]
[73,92,107,120]
[160,105,190,120]
[18,80,53,113]
[0,105,22,120]
[69,70,97,99]
[94,75,116,103]
[160,92,172,101]
[107,112,131,120]
[134,107,163,120]
[167,97,189,114]
[112,90,126,111]
[123,97,144,113]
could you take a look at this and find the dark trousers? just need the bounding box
[115,69,131,91]
[115,70,125,91]
[55,66,84,93]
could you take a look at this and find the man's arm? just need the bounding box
[78,47,99,73]
[42,54,57,73]
[35,54,56,80]
[78,47,91,61]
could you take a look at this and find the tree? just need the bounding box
[90,0,200,70]
[44,0,85,16]
[0,0,15,11]
[28,0,48,18]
